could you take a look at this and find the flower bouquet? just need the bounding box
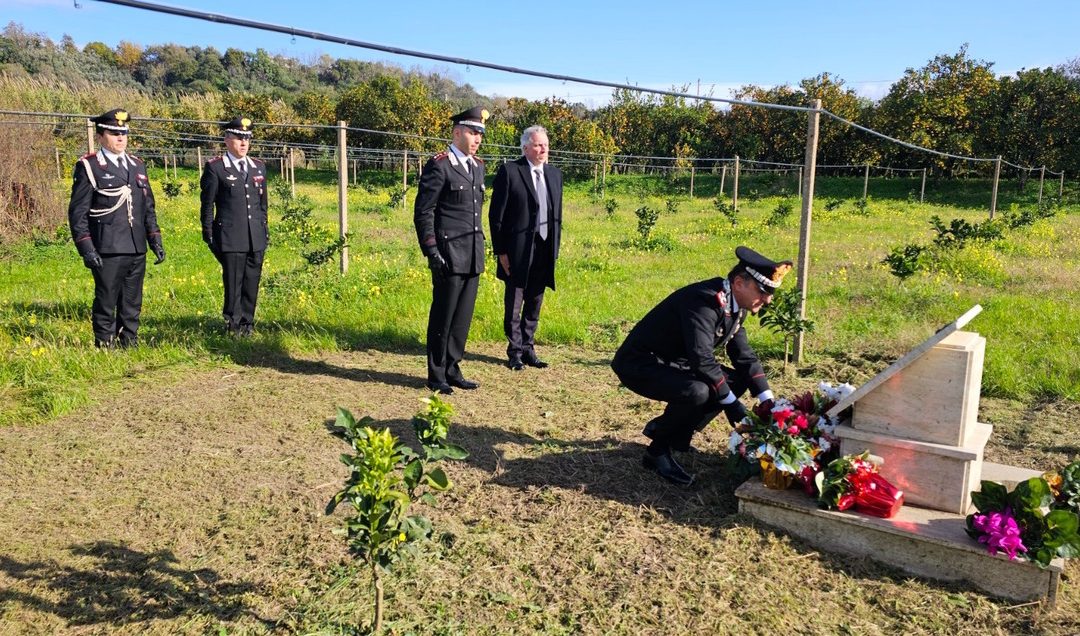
[727,382,854,491]
[816,451,904,518]
[967,466,1080,567]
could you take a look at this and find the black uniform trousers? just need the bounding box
[612,350,749,452]
[216,249,265,330]
[502,235,551,359]
[427,272,479,385]
[91,254,146,346]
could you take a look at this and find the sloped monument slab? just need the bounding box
[737,305,1061,603]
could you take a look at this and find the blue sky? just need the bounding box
[3,0,1078,106]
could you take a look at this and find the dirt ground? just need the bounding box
[1,342,1077,634]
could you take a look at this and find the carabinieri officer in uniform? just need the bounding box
[414,106,488,394]
[68,108,164,348]
[611,246,793,485]
[200,116,269,337]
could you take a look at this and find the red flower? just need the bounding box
[836,494,856,510]
[773,409,794,427]
[793,413,809,431]
[799,465,819,496]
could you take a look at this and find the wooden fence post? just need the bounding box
[798,166,803,198]
[689,166,695,198]
[402,148,408,207]
[793,99,821,364]
[733,155,740,212]
[862,163,870,200]
[86,119,95,154]
[337,121,349,275]
[601,157,607,198]
[196,147,202,170]
[920,168,927,203]
[55,147,62,179]
[1038,165,1045,206]
[720,164,727,197]
[289,147,296,197]
[1060,171,1065,198]
[989,155,1002,219]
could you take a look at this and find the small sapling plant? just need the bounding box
[758,286,815,370]
[326,395,468,633]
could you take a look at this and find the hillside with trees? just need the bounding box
[2,22,1080,175]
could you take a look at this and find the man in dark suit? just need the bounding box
[200,116,269,337]
[611,246,793,485]
[414,106,488,394]
[488,125,563,370]
[68,108,164,348]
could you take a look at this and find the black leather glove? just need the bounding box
[724,399,748,426]
[202,229,213,248]
[82,250,103,270]
[149,237,165,265]
[427,252,448,280]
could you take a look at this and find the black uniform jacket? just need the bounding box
[488,156,563,290]
[68,152,159,256]
[200,155,269,252]
[413,150,486,275]
[617,277,770,399]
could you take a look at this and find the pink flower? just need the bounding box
[793,413,809,431]
[972,508,1026,560]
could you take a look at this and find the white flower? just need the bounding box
[771,398,793,413]
[837,383,856,399]
[728,430,742,454]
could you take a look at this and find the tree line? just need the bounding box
[2,22,1080,176]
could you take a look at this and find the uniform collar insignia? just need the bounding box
[102,173,115,179]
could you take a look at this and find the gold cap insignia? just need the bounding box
[116,111,129,123]
[241,117,251,129]
[772,263,792,284]
[480,109,490,122]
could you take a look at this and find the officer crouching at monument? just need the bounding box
[611,246,793,485]
[68,108,164,348]
[200,117,269,337]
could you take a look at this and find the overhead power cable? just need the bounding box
[90,0,813,115]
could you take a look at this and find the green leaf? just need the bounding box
[1011,477,1053,511]
[424,467,451,490]
[971,481,1008,511]
[420,492,437,506]
[403,459,422,491]
[335,406,355,430]
[440,443,470,460]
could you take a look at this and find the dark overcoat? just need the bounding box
[488,156,562,289]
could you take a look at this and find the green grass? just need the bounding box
[1,168,1078,424]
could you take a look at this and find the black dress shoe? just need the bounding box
[447,377,479,390]
[642,451,694,486]
[522,353,549,368]
[426,381,454,395]
[507,357,524,371]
